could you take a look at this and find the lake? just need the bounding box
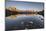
[5,14,44,30]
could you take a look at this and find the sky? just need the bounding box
[5,1,44,11]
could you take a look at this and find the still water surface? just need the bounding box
[5,14,44,30]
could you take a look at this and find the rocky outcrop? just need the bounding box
[38,10,44,16]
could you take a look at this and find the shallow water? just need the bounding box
[5,14,44,30]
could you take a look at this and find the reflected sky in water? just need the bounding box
[5,14,44,30]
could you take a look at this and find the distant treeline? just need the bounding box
[5,9,44,17]
[5,9,18,17]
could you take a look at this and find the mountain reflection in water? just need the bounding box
[5,14,44,30]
